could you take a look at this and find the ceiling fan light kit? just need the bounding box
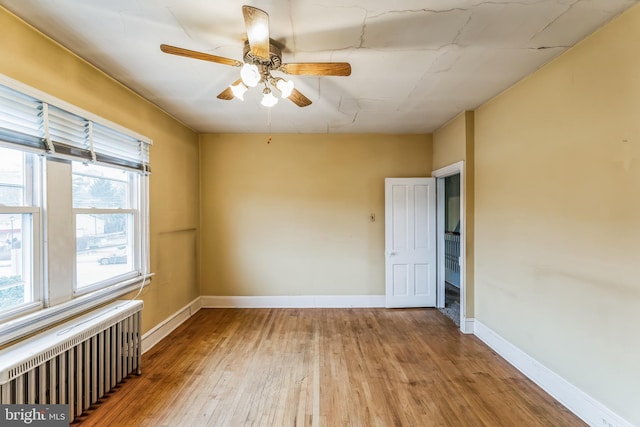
[160,5,351,109]
[275,78,295,99]
[260,88,279,107]
[230,82,248,101]
[240,63,261,87]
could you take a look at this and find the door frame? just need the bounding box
[432,161,469,333]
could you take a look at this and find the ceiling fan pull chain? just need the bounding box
[267,107,272,144]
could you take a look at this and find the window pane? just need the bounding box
[72,162,130,209]
[0,146,26,206]
[0,214,33,312]
[76,213,134,288]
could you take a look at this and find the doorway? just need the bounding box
[439,174,461,326]
[433,161,467,332]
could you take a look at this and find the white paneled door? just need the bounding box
[385,178,436,308]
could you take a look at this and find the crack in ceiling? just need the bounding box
[0,0,636,133]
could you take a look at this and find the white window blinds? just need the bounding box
[93,122,150,172]
[0,84,43,150]
[0,82,151,174]
[46,104,91,158]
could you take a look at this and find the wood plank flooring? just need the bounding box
[74,308,584,426]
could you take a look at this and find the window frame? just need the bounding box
[0,74,152,346]
[0,146,43,320]
[72,162,141,294]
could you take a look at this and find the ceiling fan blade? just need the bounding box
[217,79,243,100]
[280,62,352,76]
[160,44,242,67]
[288,88,312,107]
[242,6,270,60]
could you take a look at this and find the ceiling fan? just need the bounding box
[160,5,351,108]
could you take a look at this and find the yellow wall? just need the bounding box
[474,4,640,424]
[433,113,466,171]
[199,133,432,296]
[432,112,475,317]
[0,8,201,334]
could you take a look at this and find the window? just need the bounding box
[0,146,40,316]
[73,162,138,291]
[0,78,151,340]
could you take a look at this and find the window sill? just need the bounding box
[0,273,153,347]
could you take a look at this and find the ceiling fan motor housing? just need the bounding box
[243,40,282,71]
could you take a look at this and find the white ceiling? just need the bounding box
[1,0,637,134]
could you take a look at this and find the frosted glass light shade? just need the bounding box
[230,82,248,101]
[240,63,261,87]
[276,79,294,98]
[261,91,279,107]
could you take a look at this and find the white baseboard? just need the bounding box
[461,317,475,334]
[141,297,201,353]
[474,320,633,427]
[201,295,386,308]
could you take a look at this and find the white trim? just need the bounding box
[435,177,446,309]
[432,161,467,332]
[141,297,202,354]
[201,295,386,308]
[461,317,475,334]
[474,320,634,427]
[432,161,464,178]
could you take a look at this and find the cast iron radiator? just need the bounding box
[0,300,143,422]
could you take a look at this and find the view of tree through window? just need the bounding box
[73,163,129,209]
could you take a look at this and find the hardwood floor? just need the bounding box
[74,308,584,426]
